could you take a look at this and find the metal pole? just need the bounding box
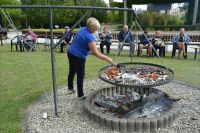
[192,0,199,25]
[0,5,135,11]
[53,9,93,49]
[124,0,127,25]
[49,8,58,116]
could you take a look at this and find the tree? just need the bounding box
[20,0,107,28]
[0,0,21,28]
[73,0,108,25]
[0,0,20,5]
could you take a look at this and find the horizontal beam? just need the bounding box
[0,5,134,11]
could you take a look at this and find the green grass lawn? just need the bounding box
[0,44,200,132]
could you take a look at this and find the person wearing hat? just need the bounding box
[67,17,114,99]
[60,26,74,53]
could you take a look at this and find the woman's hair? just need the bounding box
[86,17,100,32]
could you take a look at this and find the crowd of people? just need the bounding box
[59,24,190,60]
[14,21,190,60]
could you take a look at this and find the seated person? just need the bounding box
[138,31,152,57]
[99,26,112,54]
[172,28,190,59]
[24,28,37,51]
[60,26,73,53]
[152,30,165,57]
[0,25,7,46]
[93,30,99,42]
[117,25,134,55]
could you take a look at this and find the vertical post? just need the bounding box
[192,0,199,25]
[124,0,127,25]
[49,8,58,116]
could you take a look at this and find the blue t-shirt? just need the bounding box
[68,27,95,60]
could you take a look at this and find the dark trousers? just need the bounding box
[100,41,111,54]
[67,52,86,97]
[172,43,188,59]
[60,42,66,53]
[24,41,32,51]
[153,46,165,57]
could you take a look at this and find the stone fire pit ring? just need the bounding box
[84,86,179,132]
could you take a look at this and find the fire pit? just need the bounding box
[98,62,174,88]
[84,62,178,132]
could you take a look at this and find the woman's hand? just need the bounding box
[107,57,115,65]
[89,41,115,65]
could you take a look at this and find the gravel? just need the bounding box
[23,78,200,133]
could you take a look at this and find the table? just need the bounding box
[189,46,200,59]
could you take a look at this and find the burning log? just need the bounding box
[94,90,142,116]
[95,90,178,118]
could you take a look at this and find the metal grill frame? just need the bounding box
[98,62,174,88]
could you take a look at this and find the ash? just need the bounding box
[95,89,178,118]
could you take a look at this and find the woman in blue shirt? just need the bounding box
[67,17,114,99]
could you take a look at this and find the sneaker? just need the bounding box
[78,95,86,100]
[67,89,75,95]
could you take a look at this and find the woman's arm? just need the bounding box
[89,41,114,64]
